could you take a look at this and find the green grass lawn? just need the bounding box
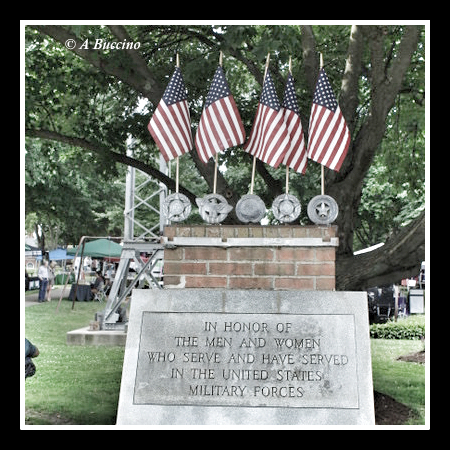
[24,299,426,426]
[24,299,125,425]
[371,337,425,424]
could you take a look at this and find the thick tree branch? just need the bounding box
[300,26,319,95]
[336,210,425,290]
[107,25,163,100]
[25,128,198,204]
[32,25,164,104]
[340,25,364,136]
[385,26,422,107]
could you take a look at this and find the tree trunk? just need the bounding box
[327,25,422,256]
[34,222,45,258]
[336,210,425,290]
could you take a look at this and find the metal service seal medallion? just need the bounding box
[196,194,233,224]
[236,194,266,223]
[162,192,192,222]
[307,194,339,225]
[272,194,301,223]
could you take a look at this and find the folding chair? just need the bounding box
[93,284,107,302]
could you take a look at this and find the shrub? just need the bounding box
[370,316,425,340]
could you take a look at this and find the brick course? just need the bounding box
[162,225,337,291]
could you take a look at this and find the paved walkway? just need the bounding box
[24,286,70,307]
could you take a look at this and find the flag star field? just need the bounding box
[162,67,188,105]
[204,67,231,107]
[312,69,338,112]
[260,72,281,110]
[281,73,300,114]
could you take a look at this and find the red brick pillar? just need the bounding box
[161,225,338,290]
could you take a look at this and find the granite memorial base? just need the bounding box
[116,289,375,426]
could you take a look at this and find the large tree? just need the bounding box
[24,24,426,290]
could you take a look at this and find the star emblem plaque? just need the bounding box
[307,194,339,225]
[272,194,301,223]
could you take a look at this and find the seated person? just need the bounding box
[90,270,105,295]
[25,338,39,378]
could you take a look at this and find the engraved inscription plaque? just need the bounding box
[133,312,358,409]
[117,289,375,425]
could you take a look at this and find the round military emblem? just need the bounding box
[307,194,339,225]
[162,192,191,222]
[196,194,233,224]
[272,194,301,223]
[236,194,266,223]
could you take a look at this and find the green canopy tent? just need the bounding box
[67,238,122,258]
[57,237,124,312]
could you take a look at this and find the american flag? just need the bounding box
[281,73,307,174]
[195,66,245,164]
[307,68,350,172]
[243,71,290,168]
[147,67,193,162]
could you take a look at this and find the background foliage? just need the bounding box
[24,24,425,278]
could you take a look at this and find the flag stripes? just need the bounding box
[244,104,290,168]
[280,73,307,174]
[195,66,245,164]
[307,103,350,171]
[148,64,351,176]
[148,100,193,162]
[147,67,193,162]
[307,68,350,172]
[196,96,245,164]
[243,72,290,169]
[282,109,307,173]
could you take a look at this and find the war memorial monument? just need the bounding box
[115,54,375,426]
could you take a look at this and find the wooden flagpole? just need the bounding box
[213,155,218,194]
[319,52,325,196]
[175,53,180,193]
[213,51,223,194]
[250,52,271,194]
[176,154,180,193]
[285,56,293,195]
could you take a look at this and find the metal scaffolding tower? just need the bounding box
[98,140,168,330]
[100,241,164,330]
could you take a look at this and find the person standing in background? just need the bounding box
[37,260,49,303]
[46,261,56,301]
